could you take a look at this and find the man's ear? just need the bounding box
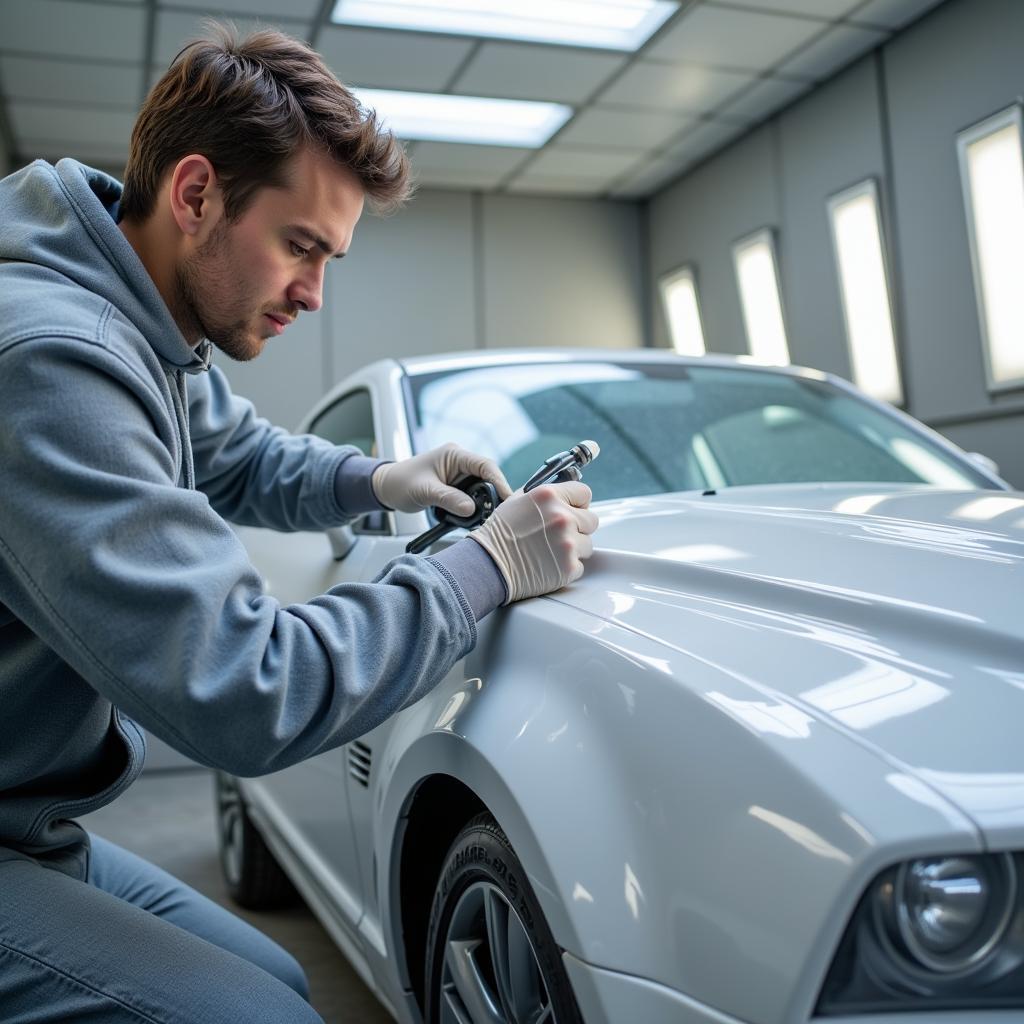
[168,155,224,240]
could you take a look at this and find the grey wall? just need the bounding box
[216,188,646,431]
[648,0,1024,487]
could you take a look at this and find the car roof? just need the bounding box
[396,347,832,382]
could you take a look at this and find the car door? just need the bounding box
[237,386,397,933]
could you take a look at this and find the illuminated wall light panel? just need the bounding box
[827,179,903,405]
[659,265,706,356]
[331,0,679,51]
[957,105,1024,390]
[732,229,790,366]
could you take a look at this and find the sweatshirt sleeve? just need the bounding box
[0,338,476,777]
[187,364,378,530]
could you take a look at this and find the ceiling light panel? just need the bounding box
[827,179,903,405]
[354,89,572,147]
[957,105,1024,390]
[331,0,678,51]
[733,229,791,365]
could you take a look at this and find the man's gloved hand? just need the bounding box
[468,482,599,603]
[371,443,512,516]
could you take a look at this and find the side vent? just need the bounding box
[348,741,372,787]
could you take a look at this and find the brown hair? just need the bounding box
[119,22,411,222]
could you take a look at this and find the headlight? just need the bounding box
[883,854,1017,974]
[817,851,1024,1015]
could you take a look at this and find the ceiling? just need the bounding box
[0,0,945,200]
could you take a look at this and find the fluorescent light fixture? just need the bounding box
[732,229,790,366]
[827,179,903,405]
[354,88,571,146]
[659,265,705,356]
[957,105,1024,390]
[331,0,678,51]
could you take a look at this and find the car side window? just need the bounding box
[308,390,390,535]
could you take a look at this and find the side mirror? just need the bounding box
[326,525,357,560]
[966,452,1000,478]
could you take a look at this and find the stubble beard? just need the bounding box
[174,221,263,363]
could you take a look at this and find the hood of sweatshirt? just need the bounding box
[0,158,211,374]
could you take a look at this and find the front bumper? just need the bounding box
[562,954,1024,1024]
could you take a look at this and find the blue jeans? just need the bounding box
[0,834,323,1023]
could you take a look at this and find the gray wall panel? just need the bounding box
[776,58,887,378]
[327,189,477,384]
[481,194,645,349]
[936,417,1024,489]
[883,0,1024,424]
[650,126,777,355]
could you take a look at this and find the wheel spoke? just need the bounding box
[444,939,506,1024]
[493,890,543,1023]
[484,888,516,1019]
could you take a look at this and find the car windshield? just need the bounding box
[406,360,990,501]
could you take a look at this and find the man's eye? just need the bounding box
[289,241,309,258]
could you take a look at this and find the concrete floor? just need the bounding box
[80,768,393,1024]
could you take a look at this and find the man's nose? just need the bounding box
[289,265,325,314]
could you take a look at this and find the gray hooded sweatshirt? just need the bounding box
[0,159,483,877]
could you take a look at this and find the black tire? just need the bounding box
[424,812,583,1024]
[214,772,297,910]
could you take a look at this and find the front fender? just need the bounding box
[376,597,979,1024]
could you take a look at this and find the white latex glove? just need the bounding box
[371,443,513,516]
[469,481,599,603]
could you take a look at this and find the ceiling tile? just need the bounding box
[505,176,609,197]
[778,23,887,79]
[0,55,143,108]
[411,142,530,173]
[453,42,626,104]
[667,117,749,161]
[0,0,145,61]
[168,0,320,16]
[646,5,826,72]
[9,102,136,148]
[318,25,473,92]
[557,107,694,150]
[851,0,946,29]
[609,152,691,198]
[522,147,646,180]
[716,75,812,123]
[705,0,863,17]
[154,10,309,66]
[597,60,755,114]
[413,167,509,190]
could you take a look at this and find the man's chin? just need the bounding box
[209,330,265,363]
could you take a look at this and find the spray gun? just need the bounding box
[406,439,600,555]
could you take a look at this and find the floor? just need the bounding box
[80,768,393,1024]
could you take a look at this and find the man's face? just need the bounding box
[176,147,365,361]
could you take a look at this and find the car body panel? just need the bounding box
[231,350,1023,1024]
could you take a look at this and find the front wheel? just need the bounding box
[424,812,583,1024]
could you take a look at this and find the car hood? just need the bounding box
[564,483,1024,840]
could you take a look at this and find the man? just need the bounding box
[0,25,597,1023]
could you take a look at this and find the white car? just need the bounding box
[216,349,1024,1024]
